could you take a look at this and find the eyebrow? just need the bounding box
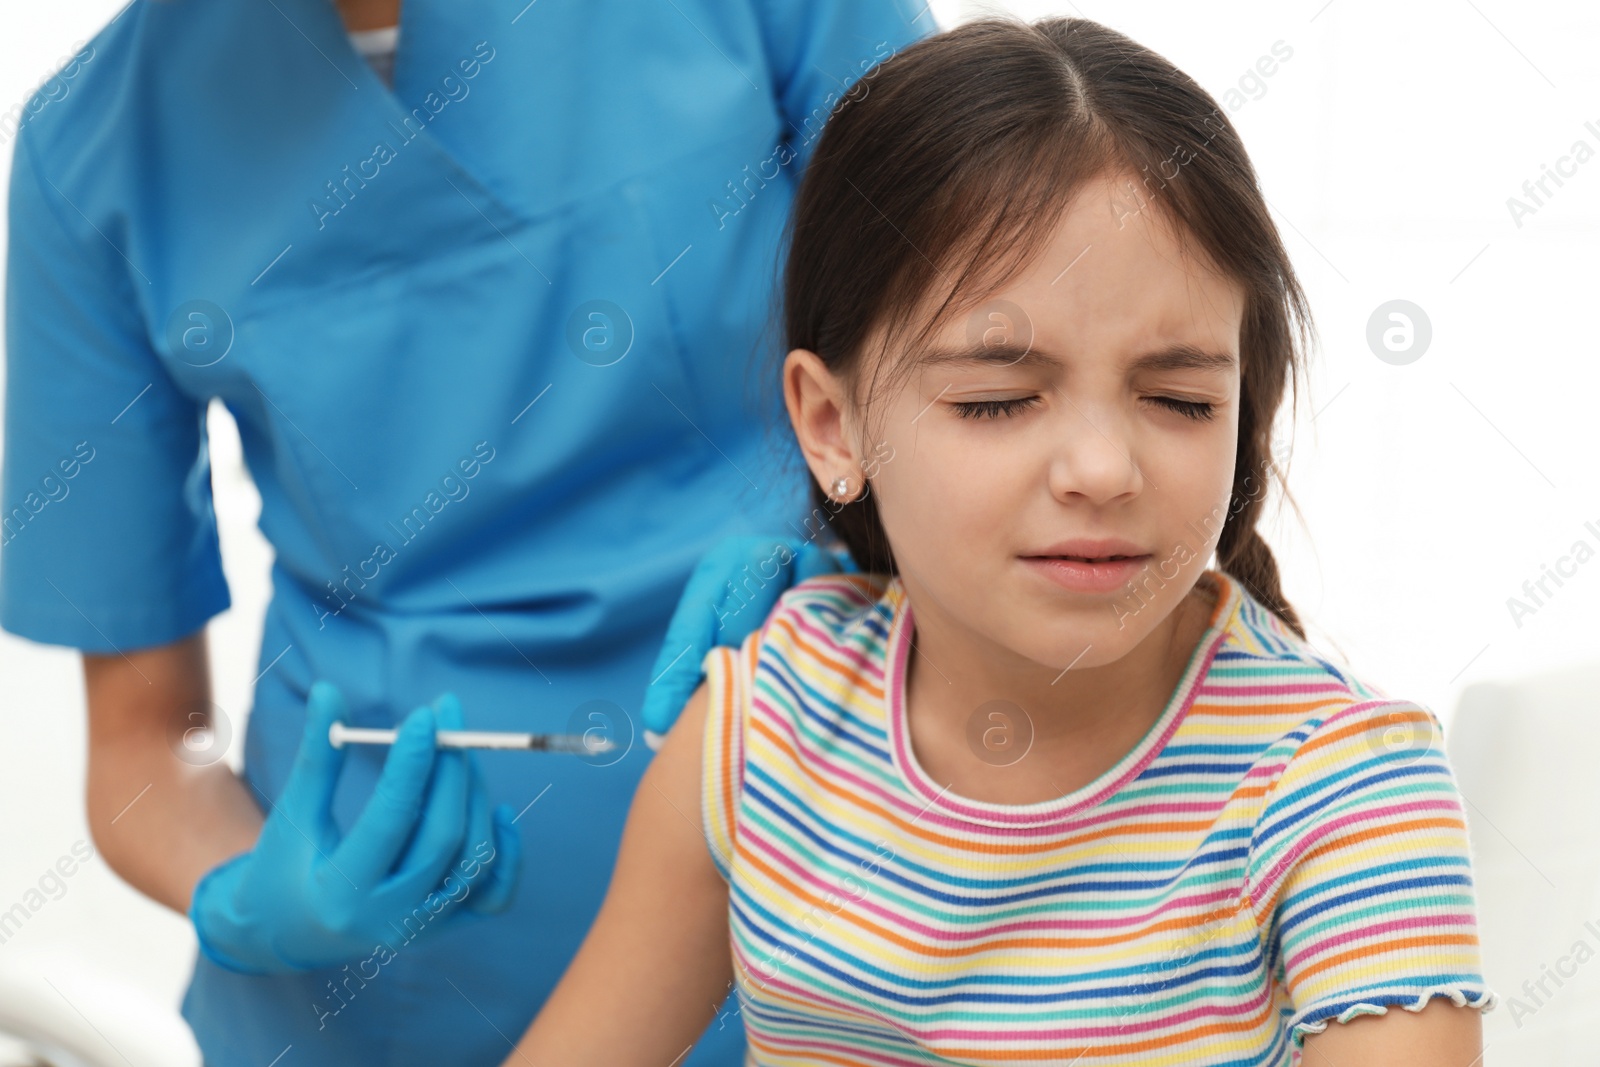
[915,342,1238,374]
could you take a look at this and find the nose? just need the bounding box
[1045,393,1145,505]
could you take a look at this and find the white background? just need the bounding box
[1,0,1596,1062]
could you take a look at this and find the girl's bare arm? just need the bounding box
[504,680,735,1065]
[1298,996,1482,1065]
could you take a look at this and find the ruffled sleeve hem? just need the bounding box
[1290,984,1500,1048]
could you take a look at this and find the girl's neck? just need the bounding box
[901,575,1217,806]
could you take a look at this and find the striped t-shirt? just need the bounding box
[699,569,1497,1065]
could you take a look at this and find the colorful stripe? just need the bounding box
[700,570,1497,1064]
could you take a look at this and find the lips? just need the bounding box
[1019,540,1151,595]
[1024,539,1150,561]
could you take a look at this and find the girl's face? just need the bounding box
[787,171,1246,673]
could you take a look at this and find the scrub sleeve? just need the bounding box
[1,131,230,649]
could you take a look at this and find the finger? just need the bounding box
[382,693,471,898]
[455,768,498,909]
[649,535,810,738]
[275,680,349,841]
[708,537,804,644]
[402,771,494,930]
[641,663,703,741]
[465,804,522,915]
[377,766,488,935]
[794,539,849,582]
[715,538,804,643]
[641,547,735,737]
[332,703,439,888]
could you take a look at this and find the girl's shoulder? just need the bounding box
[697,570,901,881]
[1209,569,1409,715]
[770,570,900,627]
[740,570,904,676]
[1203,573,1454,854]
[1191,572,1449,812]
[1196,580,1489,1022]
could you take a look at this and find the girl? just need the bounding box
[506,15,1497,1065]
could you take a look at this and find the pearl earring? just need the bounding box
[831,476,852,501]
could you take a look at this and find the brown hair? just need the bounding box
[767,15,1309,638]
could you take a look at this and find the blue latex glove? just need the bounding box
[189,680,521,975]
[640,536,857,748]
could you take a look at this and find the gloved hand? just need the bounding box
[189,680,522,975]
[640,536,857,748]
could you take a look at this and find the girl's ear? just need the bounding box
[783,348,862,494]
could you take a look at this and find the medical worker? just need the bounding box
[0,0,935,1063]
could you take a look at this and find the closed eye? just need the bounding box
[949,396,1040,420]
[1145,396,1216,421]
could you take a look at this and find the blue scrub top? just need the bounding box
[0,0,935,1063]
